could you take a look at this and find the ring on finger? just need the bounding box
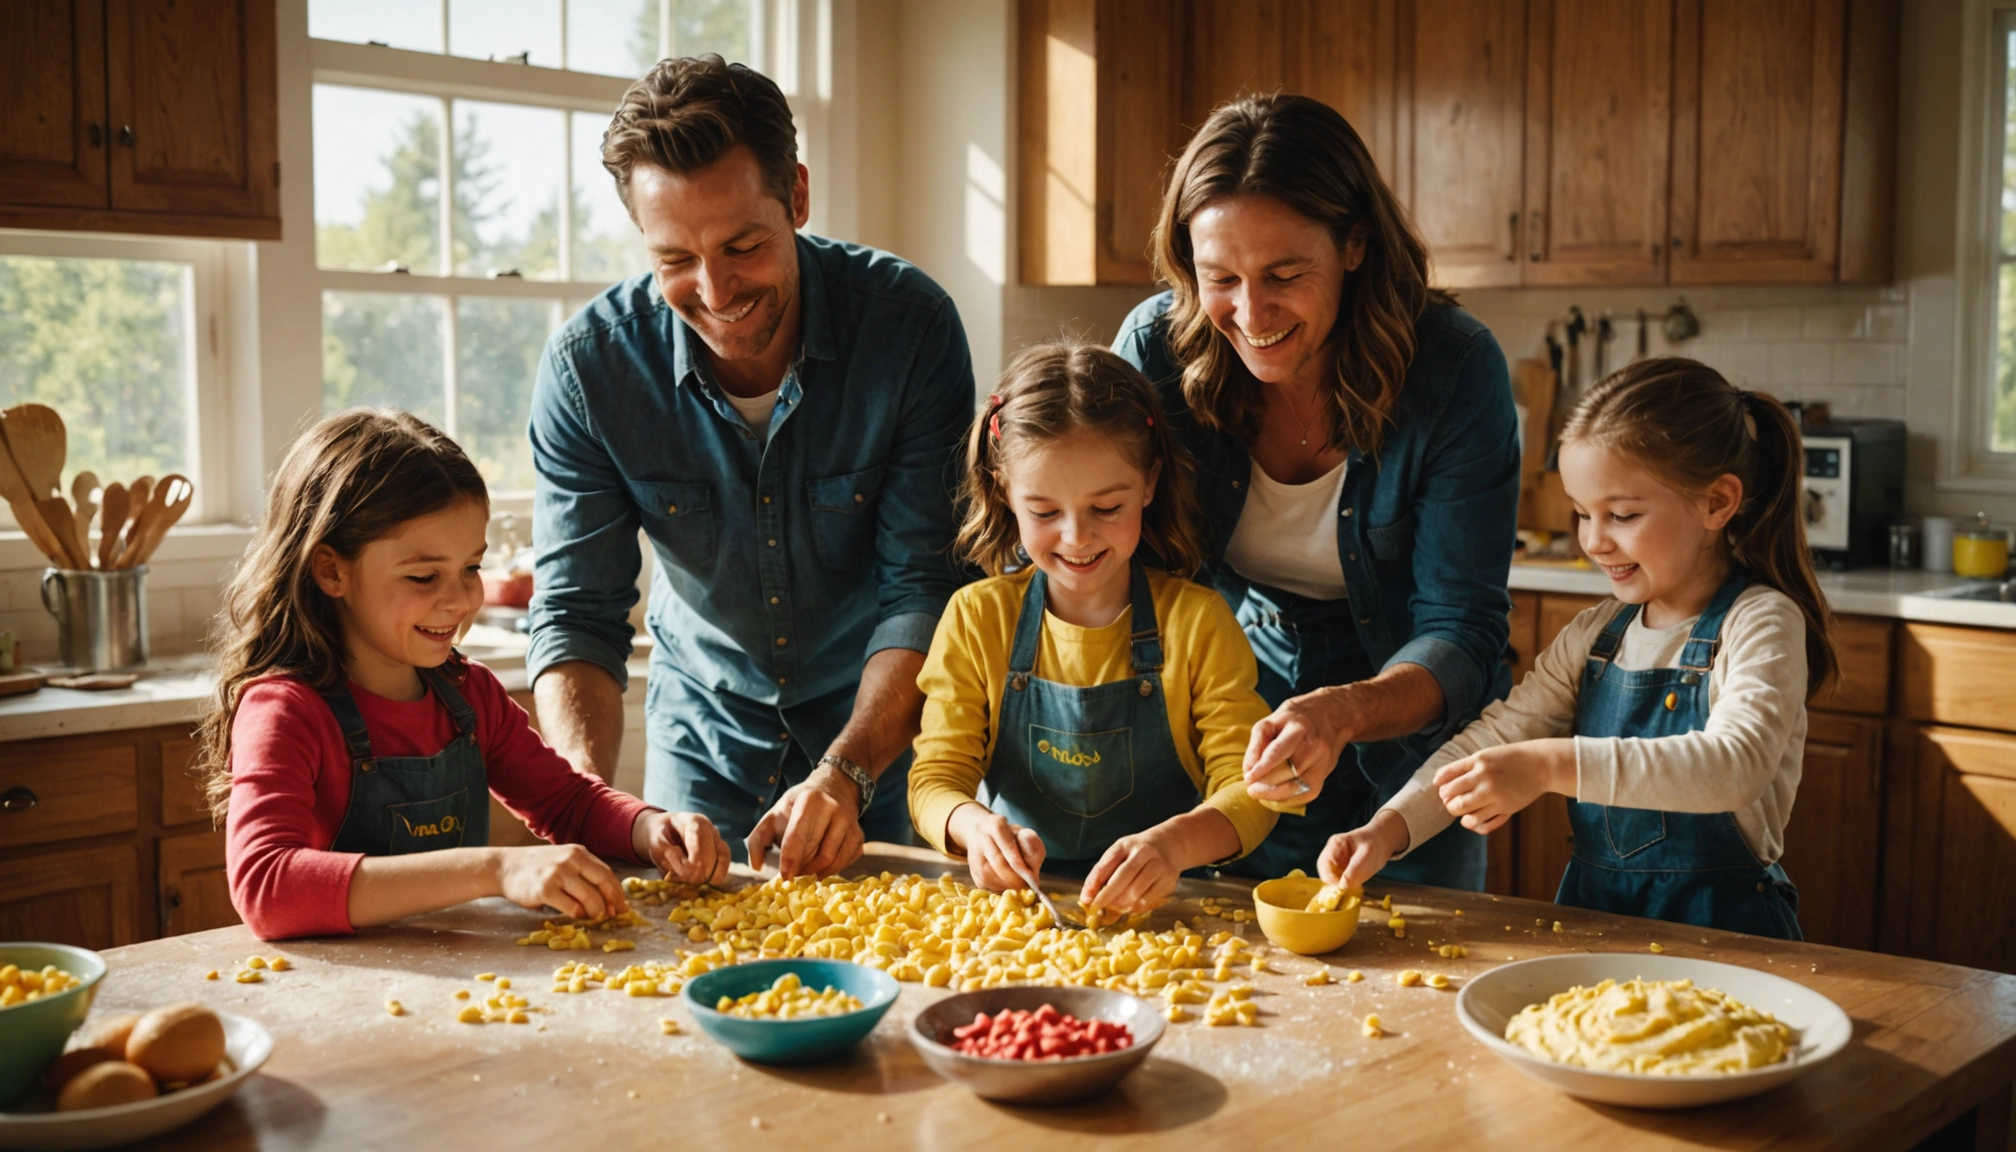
[1287,757,1312,795]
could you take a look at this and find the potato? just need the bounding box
[56,1061,157,1111]
[40,1048,118,1092]
[126,1003,225,1084]
[42,1012,142,1091]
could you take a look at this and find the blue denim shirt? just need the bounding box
[526,234,975,709]
[1114,293,1519,760]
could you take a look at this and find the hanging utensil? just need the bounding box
[1594,312,1615,381]
[1547,308,1588,469]
[70,471,100,568]
[1636,309,1650,360]
[0,435,70,565]
[96,482,129,570]
[1663,298,1701,343]
[115,474,193,569]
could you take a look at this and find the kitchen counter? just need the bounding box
[83,846,2016,1150]
[1511,561,2016,629]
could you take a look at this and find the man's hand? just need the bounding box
[632,810,731,886]
[745,765,865,879]
[1432,738,1577,835]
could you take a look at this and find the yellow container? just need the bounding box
[1954,513,2011,580]
[1252,877,1362,956]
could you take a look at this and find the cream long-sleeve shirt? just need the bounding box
[1385,585,1808,864]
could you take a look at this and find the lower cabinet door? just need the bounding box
[158,830,240,937]
[1778,711,1882,950]
[0,843,140,949]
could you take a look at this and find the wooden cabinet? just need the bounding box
[0,844,140,950]
[1781,711,1882,950]
[0,735,138,852]
[158,829,237,937]
[1887,726,2016,974]
[0,0,279,240]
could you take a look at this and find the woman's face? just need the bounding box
[1189,194,1364,388]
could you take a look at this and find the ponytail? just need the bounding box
[1562,360,1837,699]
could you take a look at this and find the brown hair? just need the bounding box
[1152,92,1452,458]
[193,410,489,822]
[601,54,798,217]
[956,343,1206,579]
[1561,358,1837,697]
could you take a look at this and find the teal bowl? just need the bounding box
[0,943,107,1107]
[683,959,899,1064]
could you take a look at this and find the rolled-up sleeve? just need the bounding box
[527,338,643,690]
[865,296,974,659]
[1387,331,1520,744]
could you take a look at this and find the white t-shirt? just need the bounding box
[1223,459,1349,600]
[722,386,782,439]
[1384,585,1809,863]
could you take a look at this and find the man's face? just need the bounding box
[631,145,810,366]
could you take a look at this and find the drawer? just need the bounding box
[0,740,138,850]
[1900,623,2016,732]
[1816,614,1892,716]
[159,735,210,827]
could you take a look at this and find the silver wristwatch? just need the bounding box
[818,753,875,816]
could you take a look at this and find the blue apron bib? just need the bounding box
[324,664,491,855]
[980,563,1198,875]
[1556,575,1801,940]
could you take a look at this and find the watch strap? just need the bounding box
[818,753,874,817]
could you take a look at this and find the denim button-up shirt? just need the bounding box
[526,234,974,709]
[1115,294,1519,784]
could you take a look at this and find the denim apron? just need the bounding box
[1556,576,1801,939]
[980,563,1197,877]
[324,665,491,855]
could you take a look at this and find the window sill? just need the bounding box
[0,522,256,573]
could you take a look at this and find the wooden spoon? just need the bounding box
[117,473,192,569]
[0,404,67,500]
[70,471,99,568]
[122,475,153,560]
[96,482,129,570]
[36,496,90,570]
[0,435,70,565]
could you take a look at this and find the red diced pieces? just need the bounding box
[946,1006,1136,1060]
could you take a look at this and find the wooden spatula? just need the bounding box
[121,475,153,561]
[0,435,70,565]
[96,481,129,570]
[0,404,66,500]
[115,473,192,569]
[36,496,90,570]
[69,471,99,568]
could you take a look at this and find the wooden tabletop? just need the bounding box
[84,847,2016,1151]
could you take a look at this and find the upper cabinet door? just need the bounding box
[1099,0,1185,284]
[1396,0,1527,289]
[1669,0,1845,284]
[0,0,109,209]
[1287,0,1400,185]
[1522,0,1672,286]
[105,0,278,221]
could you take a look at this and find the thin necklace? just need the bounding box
[1281,386,1324,448]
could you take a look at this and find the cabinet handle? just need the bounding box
[1506,211,1519,261]
[88,123,103,148]
[118,125,134,147]
[1,786,37,813]
[1528,211,1543,262]
[1670,236,1682,251]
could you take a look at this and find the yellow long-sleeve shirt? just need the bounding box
[908,567,1278,858]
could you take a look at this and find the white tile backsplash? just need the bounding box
[0,552,233,666]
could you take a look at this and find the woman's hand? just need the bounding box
[1242,688,1354,804]
[947,803,1046,892]
[494,844,629,920]
[1081,831,1182,915]
[633,810,732,887]
[1432,738,1577,835]
[1318,809,1410,888]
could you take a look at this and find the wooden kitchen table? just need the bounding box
[80,847,2016,1151]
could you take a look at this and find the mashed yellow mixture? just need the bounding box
[1504,977,1795,1075]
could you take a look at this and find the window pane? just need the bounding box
[309,0,443,53]
[455,103,564,280]
[458,298,555,492]
[315,86,442,273]
[670,0,754,62]
[567,0,661,78]
[0,256,190,483]
[1997,264,2016,454]
[322,292,447,426]
[571,111,647,284]
[449,0,560,68]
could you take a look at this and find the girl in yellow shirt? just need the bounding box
[909,343,1284,915]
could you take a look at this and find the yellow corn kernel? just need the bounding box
[1397,969,1424,987]
[1347,970,1364,983]
[1362,1013,1383,1037]
[1427,973,1451,989]
[1303,969,1331,986]
[1552,921,1564,934]
[660,1018,682,1035]
[454,989,470,999]
[507,1010,529,1024]
[387,1000,404,1016]
[456,1005,485,1024]
[476,972,496,982]
[204,970,219,981]
[235,969,263,984]
[1649,942,1665,953]
[495,976,511,989]
[269,956,292,971]
[245,956,268,970]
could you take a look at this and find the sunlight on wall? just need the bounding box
[966,141,1007,285]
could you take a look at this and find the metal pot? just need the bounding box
[40,566,149,671]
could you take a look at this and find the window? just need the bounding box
[309,0,762,493]
[1994,9,2016,454]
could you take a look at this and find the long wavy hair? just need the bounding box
[1151,92,1451,458]
[1561,358,1837,697]
[956,343,1206,578]
[193,410,489,822]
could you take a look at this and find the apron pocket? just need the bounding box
[1604,806,1668,859]
[1025,724,1134,818]
[387,788,474,854]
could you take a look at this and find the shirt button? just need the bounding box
[1341,507,1353,518]
[770,596,780,605]
[666,503,677,514]
[853,493,864,503]
[768,538,778,547]
[1348,552,1358,561]
[1231,480,1243,489]
[778,732,789,742]
[762,495,772,504]
[777,676,789,685]
[776,637,788,646]
[1359,616,1371,625]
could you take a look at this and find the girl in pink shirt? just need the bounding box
[195,410,730,939]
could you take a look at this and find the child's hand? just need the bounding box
[632,810,731,887]
[1432,738,1577,835]
[1081,831,1180,915]
[1318,809,1410,888]
[949,804,1046,892]
[496,844,629,920]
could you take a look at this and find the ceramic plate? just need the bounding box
[0,1012,273,1151]
[1456,953,1851,1109]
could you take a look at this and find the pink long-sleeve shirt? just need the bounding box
[224,660,650,939]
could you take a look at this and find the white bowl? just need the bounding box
[1456,953,1851,1109]
[0,1011,273,1151]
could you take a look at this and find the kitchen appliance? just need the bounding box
[1801,419,1904,569]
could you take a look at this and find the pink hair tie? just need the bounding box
[1146,415,1154,427]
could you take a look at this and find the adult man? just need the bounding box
[527,56,973,878]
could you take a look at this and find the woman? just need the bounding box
[1114,93,1519,889]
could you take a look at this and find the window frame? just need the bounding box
[1951,0,2016,492]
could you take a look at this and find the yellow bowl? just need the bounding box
[1252,878,1362,956]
